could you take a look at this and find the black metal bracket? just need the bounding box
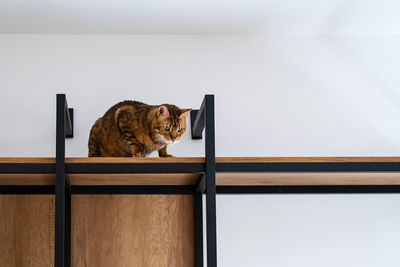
[191,110,201,139]
[191,98,206,140]
[196,175,206,194]
[66,108,74,138]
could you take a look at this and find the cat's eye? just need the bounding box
[164,126,170,131]
[177,128,183,132]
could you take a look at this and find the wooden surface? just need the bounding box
[216,172,400,185]
[0,195,55,267]
[0,173,201,185]
[0,174,55,185]
[69,173,201,185]
[2,172,399,186]
[72,195,194,267]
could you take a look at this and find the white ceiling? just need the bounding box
[0,0,399,35]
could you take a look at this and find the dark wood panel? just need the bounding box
[69,173,201,185]
[0,174,55,185]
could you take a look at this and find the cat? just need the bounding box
[88,100,191,157]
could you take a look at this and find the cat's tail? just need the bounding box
[88,120,101,157]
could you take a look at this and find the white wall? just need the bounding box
[1,34,400,266]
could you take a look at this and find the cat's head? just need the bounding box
[151,105,191,144]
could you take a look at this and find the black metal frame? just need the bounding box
[67,162,204,173]
[0,185,55,194]
[217,162,400,172]
[205,96,217,267]
[1,93,400,267]
[217,185,400,194]
[55,94,73,267]
[191,95,216,267]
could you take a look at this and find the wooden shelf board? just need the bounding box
[2,172,400,186]
[69,173,202,186]
[0,173,202,186]
[0,174,55,185]
[216,172,400,186]
[1,157,400,186]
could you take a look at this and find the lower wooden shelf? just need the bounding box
[0,195,194,267]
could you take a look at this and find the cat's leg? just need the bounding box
[126,140,146,157]
[88,140,100,157]
[121,133,144,157]
[158,147,173,157]
[128,144,146,157]
[88,124,101,157]
[133,150,145,157]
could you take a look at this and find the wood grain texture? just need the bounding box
[69,173,201,185]
[0,173,201,186]
[72,195,194,267]
[4,172,399,186]
[0,174,55,185]
[216,172,400,185]
[0,195,54,267]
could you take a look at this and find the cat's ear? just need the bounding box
[157,106,170,118]
[179,109,192,119]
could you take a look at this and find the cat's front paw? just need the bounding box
[161,154,173,157]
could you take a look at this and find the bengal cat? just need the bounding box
[88,101,191,157]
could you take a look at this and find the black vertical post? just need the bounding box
[55,94,66,267]
[194,193,204,267]
[65,179,71,267]
[205,95,217,267]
